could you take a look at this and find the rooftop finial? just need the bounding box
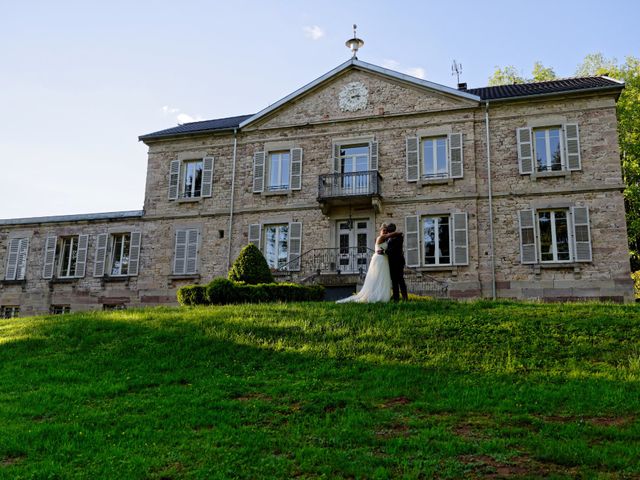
[345,24,364,59]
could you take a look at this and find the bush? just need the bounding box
[177,285,207,306]
[632,271,640,298]
[177,278,325,306]
[206,278,238,305]
[228,244,274,285]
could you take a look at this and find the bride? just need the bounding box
[336,225,401,303]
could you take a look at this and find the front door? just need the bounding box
[336,219,371,273]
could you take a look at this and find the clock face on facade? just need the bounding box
[338,81,368,112]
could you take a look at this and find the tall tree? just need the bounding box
[531,62,557,82]
[487,65,525,86]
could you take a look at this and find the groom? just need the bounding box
[381,223,408,302]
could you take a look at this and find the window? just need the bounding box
[406,133,463,182]
[173,229,199,275]
[248,222,302,271]
[57,237,79,278]
[538,210,571,262]
[50,305,70,315]
[517,124,581,174]
[268,151,290,191]
[264,224,289,269]
[168,157,213,200]
[109,233,131,276]
[181,160,203,198]
[405,213,468,267]
[518,207,592,264]
[421,137,448,179]
[103,304,126,311]
[534,127,563,172]
[422,216,451,265]
[1,306,19,319]
[336,144,372,193]
[253,148,302,193]
[4,238,29,281]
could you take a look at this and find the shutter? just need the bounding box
[253,151,265,193]
[201,156,214,197]
[369,140,378,171]
[128,231,142,276]
[405,215,420,267]
[42,236,57,279]
[74,234,89,278]
[288,222,303,271]
[248,224,261,249]
[5,238,20,280]
[572,206,592,262]
[168,159,180,200]
[185,229,198,274]
[518,210,538,264]
[173,229,187,275]
[406,137,419,182]
[333,143,341,173]
[15,238,29,281]
[564,124,581,171]
[93,233,108,277]
[290,148,302,190]
[448,133,463,179]
[517,127,534,174]
[452,212,469,265]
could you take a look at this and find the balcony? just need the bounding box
[317,170,382,214]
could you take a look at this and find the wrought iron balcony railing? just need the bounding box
[318,170,381,200]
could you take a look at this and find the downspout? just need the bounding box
[484,101,497,300]
[227,128,238,270]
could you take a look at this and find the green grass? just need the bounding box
[1,300,640,479]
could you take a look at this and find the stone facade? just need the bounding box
[0,60,634,316]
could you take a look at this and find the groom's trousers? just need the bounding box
[390,262,408,301]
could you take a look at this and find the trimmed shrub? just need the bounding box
[177,285,207,306]
[228,244,274,285]
[206,277,238,305]
[177,278,325,305]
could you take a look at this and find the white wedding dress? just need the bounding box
[336,240,392,303]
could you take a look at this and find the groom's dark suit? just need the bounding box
[385,234,408,301]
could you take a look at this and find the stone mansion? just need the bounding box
[0,57,634,316]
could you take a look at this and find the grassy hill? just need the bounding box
[1,300,640,479]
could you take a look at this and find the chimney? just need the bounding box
[457,82,467,91]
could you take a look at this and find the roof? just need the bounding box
[139,62,624,141]
[467,76,624,101]
[0,210,144,226]
[138,114,252,141]
[238,58,482,128]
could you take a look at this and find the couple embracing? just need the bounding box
[337,223,408,304]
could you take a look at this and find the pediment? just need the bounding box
[241,60,480,130]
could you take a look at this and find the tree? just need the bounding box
[531,62,557,82]
[488,65,525,86]
[228,243,274,284]
[575,53,619,77]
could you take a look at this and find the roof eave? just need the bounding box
[0,210,144,226]
[138,127,237,143]
[483,84,625,104]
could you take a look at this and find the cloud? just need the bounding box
[303,25,325,40]
[176,113,203,125]
[382,59,426,79]
[161,105,180,115]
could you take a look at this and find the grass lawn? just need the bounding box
[1,300,640,479]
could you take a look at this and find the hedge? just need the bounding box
[177,278,324,306]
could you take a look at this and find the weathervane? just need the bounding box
[345,24,364,59]
[451,60,463,84]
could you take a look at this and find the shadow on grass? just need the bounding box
[0,304,639,479]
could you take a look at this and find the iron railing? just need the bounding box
[318,170,381,199]
[277,247,449,298]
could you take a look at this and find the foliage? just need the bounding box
[632,271,640,298]
[206,277,239,305]
[202,277,324,305]
[1,301,640,478]
[488,61,557,86]
[228,243,274,284]
[575,53,619,77]
[176,284,206,306]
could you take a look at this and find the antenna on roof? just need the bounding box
[451,60,463,84]
[345,24,364,59]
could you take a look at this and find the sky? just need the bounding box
[1,0,639,219]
